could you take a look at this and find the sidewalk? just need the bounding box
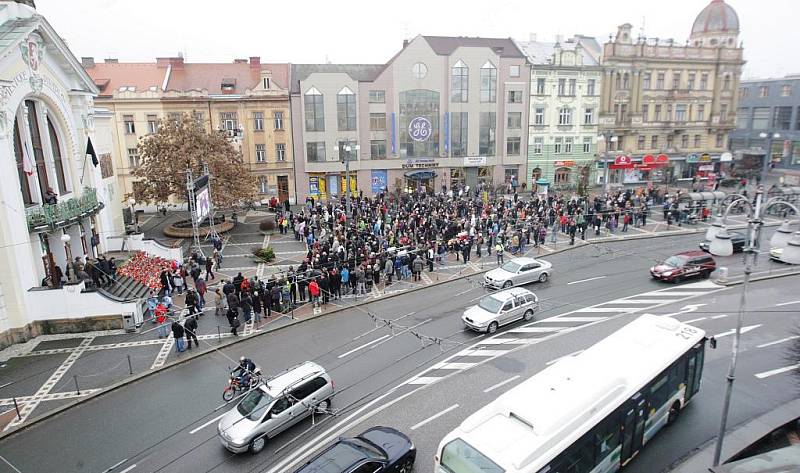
[0,208,790,432]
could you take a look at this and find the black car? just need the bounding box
[699,231,746,253]
[294,426,415,473]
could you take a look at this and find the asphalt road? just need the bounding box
[0,228,796,473]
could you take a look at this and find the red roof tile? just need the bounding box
[166,62,288,94]
[85,62,166,96]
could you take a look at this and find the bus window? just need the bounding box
[440,438,505,473]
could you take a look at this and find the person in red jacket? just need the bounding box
[308,279,321,306]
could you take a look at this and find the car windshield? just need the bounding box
[500,261,521,273]
[440,438,505,473]
[663,256,687,268]
[478,296,504,313]
[349,438,386,460]
[236,389,274,421]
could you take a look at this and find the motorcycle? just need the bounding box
[222,367,262,402]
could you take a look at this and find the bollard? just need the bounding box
[127,354,133,375]
[73,375,80,395]
[217,325,221,342]
[12,397,21,420]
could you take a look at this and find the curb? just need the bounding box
[0,221,786,440]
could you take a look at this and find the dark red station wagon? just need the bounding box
[650,250,716,283]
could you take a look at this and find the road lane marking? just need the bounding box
[776,300,800,307]
[757,336,800,348]
[567,276,606,285]
[609,299,675,304]
[711,314,729,319]
[410,404,459,430]
[118,465,137,473]
[755,364,800,379]
[546,350,585,366]
[457,349,509,357]
[550,316,607,323]
[337,335,391,359]
[407,376,438,385]
[477,338,527,345]
[713,324,761,339]
[683,317,707,324]
[453,288,474,297]
[575,307,638,313]
[508,326,568,333]
[432,362,476,370]
[642,291,707,297]
[484,376,521,393]
[190,413,227,434]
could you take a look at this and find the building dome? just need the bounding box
[692,0,739,34]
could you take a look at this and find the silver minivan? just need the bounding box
[462,287,539,334]
[218,361,334,454]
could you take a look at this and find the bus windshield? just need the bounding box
[440,438,505,473]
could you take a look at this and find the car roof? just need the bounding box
[295,439,370,473]
[488,287,535,301]
[261,361,326,396]
[676,250,709,258]
[509,257,540,265]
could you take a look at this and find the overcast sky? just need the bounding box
[38,0,797,79]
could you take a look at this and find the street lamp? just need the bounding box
[596,133,618,193]
[758,132,781,185]
[127,197,138,233]
[341,144,359,219]
[707,186,799,466]
[705,215,725,241]
[770,220,794,249]
[60,232,73,266]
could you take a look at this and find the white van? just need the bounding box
[218,361,334,454]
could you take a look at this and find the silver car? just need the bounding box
[218,361,334,454]
[462,287,539,334]
[484,257,552,289]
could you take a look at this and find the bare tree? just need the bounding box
[132,114,256,209]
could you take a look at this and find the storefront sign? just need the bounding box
[623,168,643,183]
[656,154,669,163]
[686,153,699,163]
[463,156,487,166]
[408,117,432,142]
[700,153,711,162]
[554,160,575,167]
[614,155,632,166]
[401,158,439,169]
[720,152,733,162]
[371,170,388,194]
[698,164,714,171]
[642,154,655,164]
[308,176,320,196]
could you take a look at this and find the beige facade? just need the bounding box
[85,57,296,207]
[599,0,744,184]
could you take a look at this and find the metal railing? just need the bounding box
[26,187,104,231]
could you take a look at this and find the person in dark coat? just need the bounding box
[251,290,262,323]
[171,320,186,351]
[233,272,245,295]
[226,308,240,336]
[240,292,253,322]
[184,315,198,349]
[185,289,199,315]
[205,257,214,281]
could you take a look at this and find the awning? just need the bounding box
[405,170,437,180]
[680,191,726,202]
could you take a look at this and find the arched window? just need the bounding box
[623,73,630,89]
[554,167,571,184]
[304,87,324,131]
[451,60,468,102]
[480,61,497,102]
[259,176,268,194]
[723,74,731,91]
[615,73,621,89]
[25,100,49,201]
[13,120,33,205]
[47,118,68,194]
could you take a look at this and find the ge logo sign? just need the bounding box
[408,117,432,142]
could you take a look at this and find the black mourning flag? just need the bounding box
[86,136,98,167]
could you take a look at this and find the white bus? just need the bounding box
[435,314,706,473]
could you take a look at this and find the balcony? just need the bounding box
[26,187,105,233]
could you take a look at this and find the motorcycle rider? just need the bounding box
[232,356,257,388]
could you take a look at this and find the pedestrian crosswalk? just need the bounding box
[402,280,724,388]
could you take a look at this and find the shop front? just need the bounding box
[308,173,358,200]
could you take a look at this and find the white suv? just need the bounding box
[218,361,334,454]
[462,287,538,334]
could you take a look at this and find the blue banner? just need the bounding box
[371,170,388,194]
[444,112,449,153]
[391,112,397,155]
[308,176,320,196]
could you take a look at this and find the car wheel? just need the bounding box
[318,398,331,410]
[399,457,415,473]
[502,280,513,289]
[249,435,267,455]
[487,321,499,334]
[523,309,534,321]
[673,275,682,284]
[667,401,682,425]
[538,272,548,283]
[702,269,711,279]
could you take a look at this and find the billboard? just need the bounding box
[195,187,210,223]
[371,170,388,194]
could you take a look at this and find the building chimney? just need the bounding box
[104,58,118,64]
[249,56,261,70]
[234,59,248,64]
[402,39,409,48]
[81,57,95,68]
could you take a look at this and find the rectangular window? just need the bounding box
[720,104,728,121]
[451,112,468,157]
[694,135,701,148]
[638,135,645,150]
[675,104,687,122]
[167,112,181,122]
[587,79,596,95]
[536,78,546,95]
[369,113,386,131]
[509,65,520,77]
[564,137,573,153]
[651,135,658,149]
[276,143,286,161]
[752,107,770,129]
[782,84,792,97]
[304,94,324,131]
[657,72,665,90]
[558,78,566,96]
[584,108,594,125]
[506,137,521,156]
[583,136,592,153]
[568,79,576,96]
[507,112,522,129]
[220,112,238,131]
[337,94,357,131]
[124,115,135,134]
[642,104,649,123]
[306,141,326,162]
[736,108,749,129]
[759,86,769,97]
[666,104,673,121]
[480,67,497,102]
[274,111,284,130]
[452,64,468,102]
[672,72,681,89]
[700,73,708,90]
[681,134,689,148]
[666,134,674,149]
[534,107,545,125]
[508,90,523,103]
[338,139,358,161]
[687,72,696,90]
[716,133,724,147]
[554,137,562,154]
[370,139,386,159]
[532,137,543,154]
[369,90,385,103]
[654,104,662,121]
[253,112,264,131]
[255,144,266,162]
[643,73,651,90]
[479,112,496,155]
[147,115,158,134]
[192,111,204,124]
[127,148,139,168]
[558,107,572,125]
[259,177,268,194]
[773,106,792,130]
[696,104,705,121]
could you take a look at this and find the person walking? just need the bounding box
[171,320,186,352]
[184,315,198,350]
[252,290,262,324]
[308,278,321,306]
[195,277,207,311]
[214,288,224,316]
[155,303,169,338]
[205,256,214,281]
[240,291,253,323]
[495,241,504,265]
[185,288,199,316]
[412,256,423,282]
[226,308,240,336]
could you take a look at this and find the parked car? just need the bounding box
[294,426,415,473]
[484,257,552,289]
[463,287,538,334]
[699,231,746,253]
[650,251,716,283]
[218,361,334,454]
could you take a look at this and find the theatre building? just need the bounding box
[290,35,530,200]
[0,1,124,349]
